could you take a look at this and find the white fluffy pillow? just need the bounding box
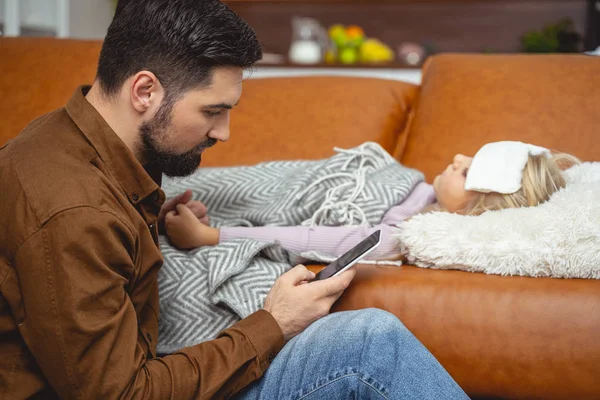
[395,162,600,279]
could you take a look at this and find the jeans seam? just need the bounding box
[295,372,388,400]
[359,376,388,400]
[296,373,358,400]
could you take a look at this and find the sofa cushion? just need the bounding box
[201,76,418,166]
[0,38,102,146]
[333,264,600,400]
[399,54,600,182]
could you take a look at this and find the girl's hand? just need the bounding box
[165,204,220,249]
[158,190,209,235]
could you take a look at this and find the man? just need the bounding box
[0,1,468,399]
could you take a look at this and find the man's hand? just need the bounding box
[158,189,209,234]
[263,265,356,342]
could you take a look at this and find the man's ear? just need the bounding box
[130,71,164,114]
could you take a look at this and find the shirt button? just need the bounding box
[146,332,152,342]
[152,192,159,201]
[268,353,276,362]
[132,192,139,202]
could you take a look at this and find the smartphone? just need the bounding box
[313,230,382,281]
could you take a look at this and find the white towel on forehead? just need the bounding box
[465,141,550,194]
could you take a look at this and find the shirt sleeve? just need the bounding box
[12,206,283,400]
[380,182,437,225]
[220,224,401,260]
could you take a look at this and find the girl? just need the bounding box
[165,141,579,260]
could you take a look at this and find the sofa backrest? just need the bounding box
[0,38,102,147]
[202,75,417,166]
[0,37,418,165]
[398,54,600,182]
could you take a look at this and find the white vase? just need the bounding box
[289,40,323,64]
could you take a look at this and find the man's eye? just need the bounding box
[204,110,222,117]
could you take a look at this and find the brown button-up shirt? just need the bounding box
[0,87,284,399]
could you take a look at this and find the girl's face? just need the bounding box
[433,154,475,213]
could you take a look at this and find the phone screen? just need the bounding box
[313,230,382,281]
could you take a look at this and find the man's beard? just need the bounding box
[140,101,217,177]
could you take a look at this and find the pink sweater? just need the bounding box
[219,182,436,260]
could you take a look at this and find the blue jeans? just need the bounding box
[236,309,469,400]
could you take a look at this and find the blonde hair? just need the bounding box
[391,151,580,261]
[462,152,580,216]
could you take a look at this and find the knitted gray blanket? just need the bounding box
[157,142,423,354]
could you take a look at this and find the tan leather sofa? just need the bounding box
[1,38,599,400]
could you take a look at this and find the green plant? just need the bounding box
[521,18,580,53]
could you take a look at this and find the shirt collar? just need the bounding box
[65,85,164,206]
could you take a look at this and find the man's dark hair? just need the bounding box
[97,0,262,98]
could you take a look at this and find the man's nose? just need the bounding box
[209,127,230,142]
[209,116,231,142]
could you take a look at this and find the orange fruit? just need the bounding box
[345,25,365,39]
